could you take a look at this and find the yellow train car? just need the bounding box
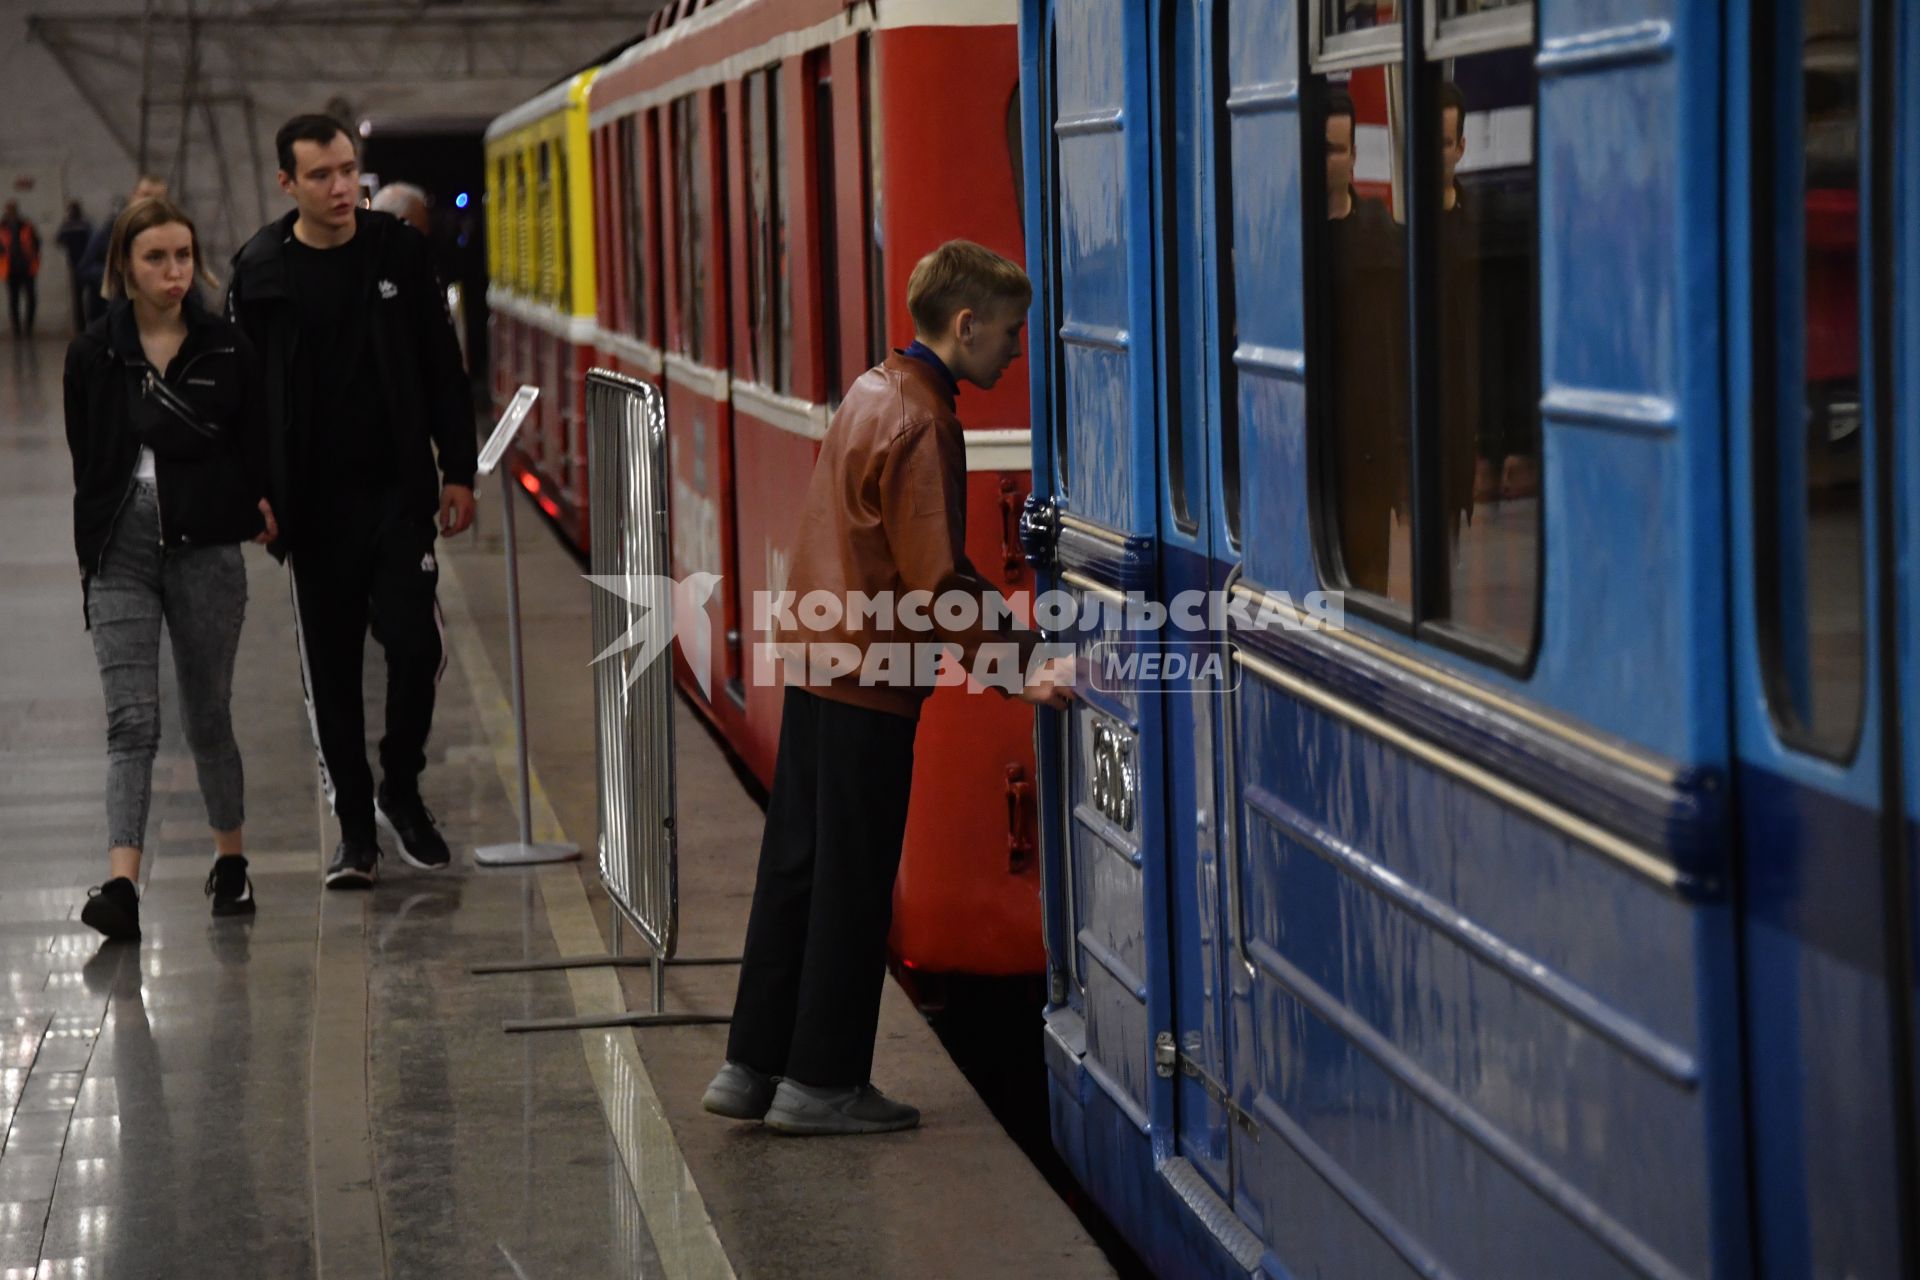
[484,68,599,540]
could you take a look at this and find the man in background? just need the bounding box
[1,202,42,338]
[55,202,92,333]
[78,175,168,324]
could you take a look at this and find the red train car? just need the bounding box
[581,0,1039,977]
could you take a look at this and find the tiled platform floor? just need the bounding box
[0,334,1112,1280]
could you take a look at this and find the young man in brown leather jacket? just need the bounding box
[704,240,1076,1135]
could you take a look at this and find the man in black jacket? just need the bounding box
[228,115,477,888]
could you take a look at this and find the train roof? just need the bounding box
[589,0,1013,116]
[484,67,601,143]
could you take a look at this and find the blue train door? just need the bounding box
[1730,0,1920,1272]
[1025,0,1176,1164]
[1026,0,1284,1241]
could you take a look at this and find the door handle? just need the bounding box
[1018,494,1060,570]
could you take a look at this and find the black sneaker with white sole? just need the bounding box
[81,876,141,942]
[325,837,381,889]
[205,854,256,916]
[375,788,452,870]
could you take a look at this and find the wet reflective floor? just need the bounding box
[0,336,1112,1279]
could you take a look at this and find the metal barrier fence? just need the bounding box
[480,369,733,1035]
[586,368,679,961]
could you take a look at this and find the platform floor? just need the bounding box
[0,335,1115,1280]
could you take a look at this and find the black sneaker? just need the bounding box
[81,876,141,942]
[205,854,256,917]
[375,787,452,871]
[324,837,380,890]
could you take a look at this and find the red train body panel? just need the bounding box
[494,0,1039,976]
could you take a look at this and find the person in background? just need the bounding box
[56,202,93,334]
[63,197,277,942]
[227,115,477,890]
[79,175,168,325]
[370,182,431,239]
[2,201,42,338]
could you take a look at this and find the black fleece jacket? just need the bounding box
[226,208,476,560]
[64,295,269,580]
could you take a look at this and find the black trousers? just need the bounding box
[726,687,918,1087]
[290,485,444,842]
[7,276,35,335]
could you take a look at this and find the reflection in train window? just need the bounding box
[1430,53,1539,653]
[772,68,792,394]
[671,93,707,362]
[1307,27,1412,607]
[619,117,647,343]
[742,65,791,392]
[1306,3,1539,660]
[810,52,842,406]
[745,68,775,385]
[1757,0,1865,758]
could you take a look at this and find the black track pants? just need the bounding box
[726,686,918,1087]
[289,486,445,843]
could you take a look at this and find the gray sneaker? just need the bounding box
[702,1062,778,1120]
[763,1080,921,1136]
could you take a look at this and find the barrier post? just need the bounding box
[474,385,581,867]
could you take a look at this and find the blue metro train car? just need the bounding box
[1016,0,1920,1276]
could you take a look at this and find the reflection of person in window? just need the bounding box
[1324,89,1403,596]
[1436,79,1482,548]
[1442,80,1538,507]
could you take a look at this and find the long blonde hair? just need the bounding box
[103,197,220,301]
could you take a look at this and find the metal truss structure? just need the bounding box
[28,1,658,255]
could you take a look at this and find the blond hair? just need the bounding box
[906,239,1032,336]
[104,197,219,301]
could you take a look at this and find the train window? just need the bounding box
[745,70,774,383]
[1427,0,1530,57]
[743,65,791,392]
[861,33,887,365]
[618,117,644,341]
[1159,1,1203,535]
[812,53,842,406]
[1755,0,1865,757]
[671,93,708,362]
[1211,1,1241,546]
[555,144,572,310]
[514,153,531,296]
[772,67,791,393]
[647,110,667,345]
[1312,0,1403,70]
[1305,2,1539,660]
[1427,51,1539,654]
[536,142,556,306]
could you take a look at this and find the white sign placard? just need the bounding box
[478,385,540,477]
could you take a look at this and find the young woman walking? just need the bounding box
[63,197,276,941]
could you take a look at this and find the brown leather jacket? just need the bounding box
[773,352,1037,718]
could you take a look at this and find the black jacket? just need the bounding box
[226,208,476,560]
[64,296,269,580]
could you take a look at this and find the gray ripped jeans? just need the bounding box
[86,481,247,848]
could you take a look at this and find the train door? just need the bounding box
[1028,0,1176,1169]
[1729,0,1919,1273]
[1151,0,1244,1211]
